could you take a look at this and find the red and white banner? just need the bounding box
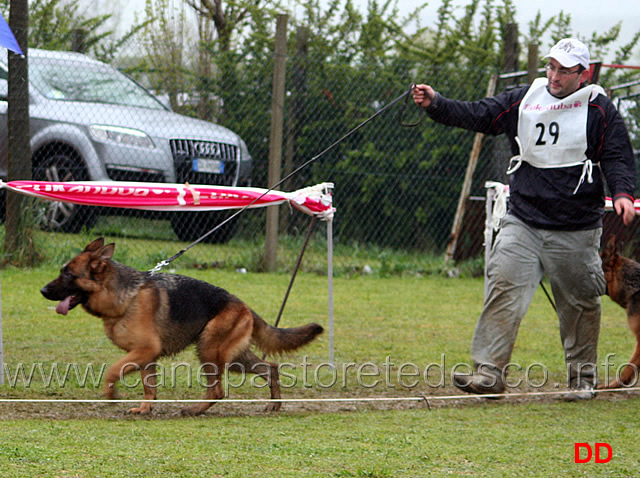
[604,197,640,214]
[0,180,335,219]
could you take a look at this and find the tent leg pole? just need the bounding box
[0,271,4,385]
[327,219,334,365]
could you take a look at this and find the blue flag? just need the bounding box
[0,12,23,55]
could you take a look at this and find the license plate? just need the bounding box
[192,158,224,174]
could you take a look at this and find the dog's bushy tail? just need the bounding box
[251,311,323,356]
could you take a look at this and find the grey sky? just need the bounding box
[393,0,639,63]
[111,0,639,63]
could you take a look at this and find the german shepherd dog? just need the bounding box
[600,235,640,389]
[41,238,323,415]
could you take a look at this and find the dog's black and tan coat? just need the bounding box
[600,235,640,389]
[41,238,323,415]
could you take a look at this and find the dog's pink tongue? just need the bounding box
[56,297,72,316]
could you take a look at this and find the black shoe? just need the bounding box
[453,372,505,395]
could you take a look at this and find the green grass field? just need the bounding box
[0,234,639,476]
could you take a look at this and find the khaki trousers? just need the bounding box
[472,214,606,386]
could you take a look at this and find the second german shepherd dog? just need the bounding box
[600,235,640,389]
[41,237,323,415]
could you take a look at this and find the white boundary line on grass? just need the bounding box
[1,387,639,404]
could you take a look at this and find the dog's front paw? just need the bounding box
[264,402,282,412]
[128,404,153,415]
[104,383,118,400]
[180,405,208,416]
[598,381,622,390]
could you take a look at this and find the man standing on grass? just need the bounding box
[413,38,636,400]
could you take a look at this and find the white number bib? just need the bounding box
[507,77,605,193]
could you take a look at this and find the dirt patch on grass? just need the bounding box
[1,384,638,420]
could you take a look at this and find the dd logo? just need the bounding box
[574,443,612,463]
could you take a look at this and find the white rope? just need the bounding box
[1,387,638,404]
[484,181,509,231]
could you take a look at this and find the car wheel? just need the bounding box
[170,210,238,244]
[32,152,97,233]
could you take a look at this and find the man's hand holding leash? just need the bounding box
[412,84,436,109]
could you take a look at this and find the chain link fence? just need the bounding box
[1,42,639,273]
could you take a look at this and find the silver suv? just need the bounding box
[0,48,253,242]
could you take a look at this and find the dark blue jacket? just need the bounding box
[426,83,636,230]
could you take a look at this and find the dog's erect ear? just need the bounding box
[84,237,105,253]
[603,235,618,259]
[84,238,115,261]
[98,243,115,261]
[89,243,115,274]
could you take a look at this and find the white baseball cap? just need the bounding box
[543,38,590,69]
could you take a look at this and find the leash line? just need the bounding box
[150,86,415,273]
[539,280,558,313]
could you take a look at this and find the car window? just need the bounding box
[29,56,167,110]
